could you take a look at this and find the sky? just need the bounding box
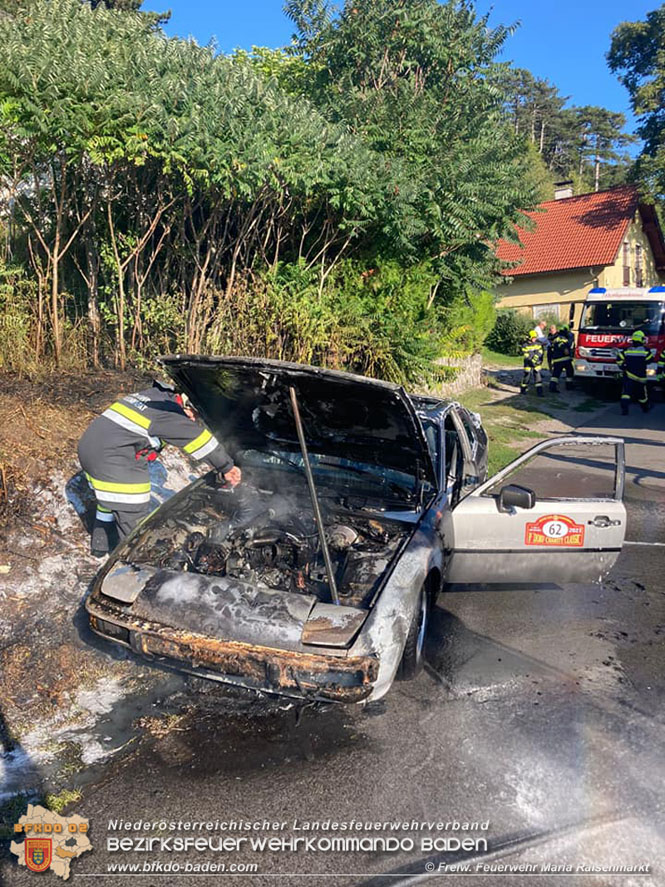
[143,0,653,136]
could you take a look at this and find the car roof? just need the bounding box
[409,393,454,414]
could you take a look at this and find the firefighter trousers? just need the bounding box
[550,359,574,392]
[78,436,152,554]
[620,377,649,414]
[521,366,543,394]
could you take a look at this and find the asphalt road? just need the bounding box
[4,401,665,887]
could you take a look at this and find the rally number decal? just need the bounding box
[524,514,585,547]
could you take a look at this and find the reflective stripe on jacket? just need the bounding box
[522,342,544,368]
[78,385,233,503]
[616,346,651,383]
[550,332,573,364]
[657,351,665,380]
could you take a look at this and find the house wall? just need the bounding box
[600,212,665,288]
[495,268,600,328]
[496,210,665,328]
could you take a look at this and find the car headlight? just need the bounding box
[575,363,587,371]
[647,367,657,377]
[577,347,591,358]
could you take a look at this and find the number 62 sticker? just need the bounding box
[525,514,585,547]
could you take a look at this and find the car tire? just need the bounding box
[397,586,428,681]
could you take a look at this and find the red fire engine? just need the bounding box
[573,286,665,382]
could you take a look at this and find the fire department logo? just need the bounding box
[11,804,92,880]
[525,514,585,547]
[25,838,52,873]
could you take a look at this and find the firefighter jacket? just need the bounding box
[549,330,574,365]
[522,340,544,369]
[78,385,233,509]
[616,344,651,383]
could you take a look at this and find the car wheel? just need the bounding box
[397,586,428,681]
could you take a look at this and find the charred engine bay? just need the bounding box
[127,479,410,609]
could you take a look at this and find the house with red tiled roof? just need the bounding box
[496,184,665,327]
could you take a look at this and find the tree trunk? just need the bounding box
[86,240,101,368]
[106,197,126,370]
[51,228,61,366]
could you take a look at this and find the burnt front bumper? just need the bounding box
[86,592,378,703]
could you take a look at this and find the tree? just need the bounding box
[85,0,170,26]
[500,67,566,154]
[498,67,634,191]
[0,0,394,368]
[285,0,540,296]
[608,5,665,199]
[3,0,602,381]
[573,105,635,190]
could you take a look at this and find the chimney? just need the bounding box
[554,180,574,200]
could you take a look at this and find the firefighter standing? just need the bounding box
[546,324,558,372]
[548,324,575,393]
[521,331,545,397]
[656,349,665,400]
[78,381,240,556]
[617,330,651,416]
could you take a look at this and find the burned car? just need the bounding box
[86,357,627,703]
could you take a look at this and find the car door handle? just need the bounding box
[588,515,621,528]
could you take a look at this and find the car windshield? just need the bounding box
[581,301,665,332]
[238,448,422,505]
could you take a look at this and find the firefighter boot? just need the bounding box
[549,380,558,393]
[90,508,118,557]
[536,386,544,397]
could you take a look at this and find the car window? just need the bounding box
[482,441,619,500]
[443,414,465,505]
[420,418,442,483]
[238,448,421,503]
[458,409,476,451]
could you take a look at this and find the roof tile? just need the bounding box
[497,185,638,276]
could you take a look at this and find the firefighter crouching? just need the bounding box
[521,331,544,397]
[549,324,575,393]
[617,330,651,416]
[78,381,241,556]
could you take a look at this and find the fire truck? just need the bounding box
[573,286,665,383]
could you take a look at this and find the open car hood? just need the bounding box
[159,356,437,491]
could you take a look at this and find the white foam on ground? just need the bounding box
[0,448,207,797]
[0,677,131,798]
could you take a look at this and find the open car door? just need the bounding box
[443,436,626,585]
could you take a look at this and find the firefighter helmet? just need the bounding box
[632,330,646,343]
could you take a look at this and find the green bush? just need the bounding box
[485,309,533,356]
[0,265,38,373]
[201,260,446,386]
[439,289,496,356]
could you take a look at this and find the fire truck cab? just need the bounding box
[573,286,665,382]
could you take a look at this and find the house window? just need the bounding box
[623,242,631,286]
[635,244,644,287]
[533,303,561,321]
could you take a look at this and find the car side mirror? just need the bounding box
[498,484,536,513]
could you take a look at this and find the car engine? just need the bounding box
[131,482,408,608]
